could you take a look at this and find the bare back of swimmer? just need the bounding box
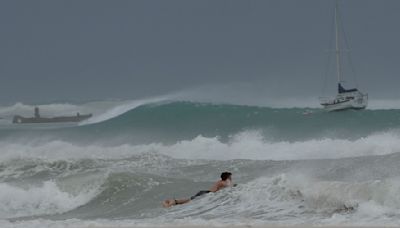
[162,172,233,208]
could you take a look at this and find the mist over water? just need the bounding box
[2,0,400,225]
[1,97,400,227]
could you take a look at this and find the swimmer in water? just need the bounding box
[162,172,234,208]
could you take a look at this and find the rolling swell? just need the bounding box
[1,101,400,144]
[71,101,400,143]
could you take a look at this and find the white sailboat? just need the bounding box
[319,1,368,111]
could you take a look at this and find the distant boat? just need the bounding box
[13,107,92,124]
[319,0,368,111]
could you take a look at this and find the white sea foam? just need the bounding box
[1,130,400,162]
[2,172,400,227]
[0,180,100,219]
[290,176,400,224]
[159,174,400,225]
[157,130,400,160]
[0,218,259,228]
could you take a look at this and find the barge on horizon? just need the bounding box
[13,107,92,124]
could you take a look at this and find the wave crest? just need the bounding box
[0,181,100,219]
[1,130,400,162]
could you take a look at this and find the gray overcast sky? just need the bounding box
[0,0,399,105]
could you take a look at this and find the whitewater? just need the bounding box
[1,98,400,227]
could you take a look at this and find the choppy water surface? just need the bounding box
[1,100,400,227]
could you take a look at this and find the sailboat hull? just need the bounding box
[320,91,368,111]
[321,100,367,111]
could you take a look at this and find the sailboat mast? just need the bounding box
[334,0,341,84]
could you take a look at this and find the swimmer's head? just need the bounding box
[221,172,232,181]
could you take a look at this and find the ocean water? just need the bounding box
[1,99,400,227]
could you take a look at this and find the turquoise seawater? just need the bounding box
[1,100,400,227]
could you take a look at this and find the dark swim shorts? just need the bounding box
[190,190,210,200]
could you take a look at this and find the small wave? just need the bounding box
[159,130,400,160]
[292,176,400,224]
[301,179,400,211]
[0,181,100,219]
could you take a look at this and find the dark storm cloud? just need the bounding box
[0,0,399,104]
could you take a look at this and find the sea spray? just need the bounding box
[0,180,100,219]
